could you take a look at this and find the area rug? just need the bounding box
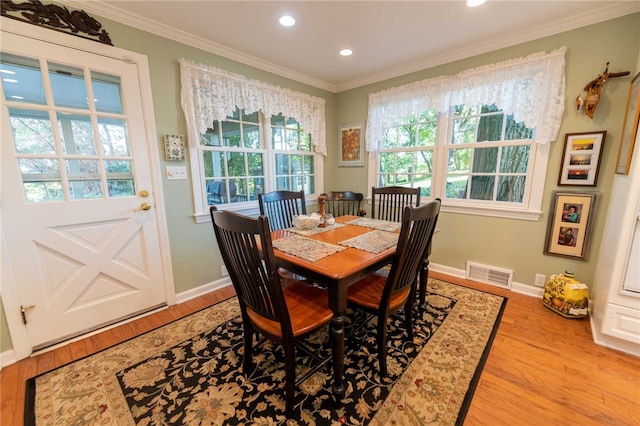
[25,279,506,425]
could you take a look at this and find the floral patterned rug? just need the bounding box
[26,279,506,425]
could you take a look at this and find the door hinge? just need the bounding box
[21,304,35,325]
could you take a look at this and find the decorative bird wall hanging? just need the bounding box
[577,62,630,119]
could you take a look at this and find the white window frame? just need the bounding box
[178,59,326,223]
[190,110,324,223]
[366,48,565,221]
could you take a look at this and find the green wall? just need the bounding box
[1,11,639,354]
[330,13,640,288]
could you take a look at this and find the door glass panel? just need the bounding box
[91,71,123,114]
[66,159,102,199]
[49,62,88,109]
[98,118,129,156]
[57,113,96,155]
[19,158,63,202]
[8,108,55,154]
[107,180,135,197]
[0,53,46,104]
[105,160,135,197]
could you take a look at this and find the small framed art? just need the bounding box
[164,134,185,162]
[338,123,364,167]
[557,131,606,186]
[543,191,597,260]
[615,71,640,175]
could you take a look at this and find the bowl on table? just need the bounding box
[293,214,322,230]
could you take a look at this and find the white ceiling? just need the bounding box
[65,1,639,92]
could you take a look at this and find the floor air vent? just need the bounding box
[466,262,513,289]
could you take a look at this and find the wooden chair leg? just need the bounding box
[404,297,414,341]
[242,319,254,375]
[377,313,389,377]
[284,345,297,418]
[418,260,429,316]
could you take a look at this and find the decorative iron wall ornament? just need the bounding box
[1,0,113,45]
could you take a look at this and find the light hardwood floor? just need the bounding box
[2,272,639,425]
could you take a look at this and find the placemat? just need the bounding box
[286,222,346,236]
[339,230,399,253]
[346,218,402,232]
[272,235,346,262]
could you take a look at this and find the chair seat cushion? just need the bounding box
[247,280,333,338]
[347,273,411,311]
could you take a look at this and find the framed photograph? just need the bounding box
[164,134,185,161]
[544,191,597,260]
[557,131,606,186]
[615,71,640,175]
[338,123,364,167]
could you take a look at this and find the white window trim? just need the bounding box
[366,48,565,220]
[179,59,326,222]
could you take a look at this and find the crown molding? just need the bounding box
[335,2,640,92]
[60,0,337,92]
[62,1,639,94]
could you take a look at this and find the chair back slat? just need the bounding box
[383,200,440,306]
[210,207,291,332]
[371,186,421,222]
[322,191,364,217]
[258,190,307,231]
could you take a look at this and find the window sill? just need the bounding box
[194,196,321,224]
[364,198,542,222]
[440,203,542,221]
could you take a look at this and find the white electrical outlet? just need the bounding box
[221,265,228,277]
[534,273,546,287]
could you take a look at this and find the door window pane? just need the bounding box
[66,159,102,199]
[49,62,88,110]
[98,118,129,156]
[91,71,123,114]
[58,113,96,155]
[0,53,46,104]
[9,108,55,154]
[107,180,135,197]
[19,158,63,202]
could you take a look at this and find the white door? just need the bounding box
[1,31,169,351]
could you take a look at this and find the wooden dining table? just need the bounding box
[270,215,398,400]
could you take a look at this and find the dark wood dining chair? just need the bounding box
[322,191,366,217]
[210,206,333,418]
[370,185,421,222]
[371,186,435,316]
[346,199,441,377]
[258,190,307,231]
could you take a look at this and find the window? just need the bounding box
[375,104,536,209]
[179,58,326,223]
[197,108,321,214]
[367,48,566,220]
[2,52,135,203]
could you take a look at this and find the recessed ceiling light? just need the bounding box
[279,15,295,27]
[466,0,486,7]
[339,49,353,57]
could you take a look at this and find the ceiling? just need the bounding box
[65,1,639,92]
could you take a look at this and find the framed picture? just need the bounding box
[615,71,640,175]
[164,134,185,161]
[338,123,364,167]
[544,191,597,260]
[557,131,606,186]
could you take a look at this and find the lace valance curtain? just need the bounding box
[366,47,567,152]
[178,58,327,155]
